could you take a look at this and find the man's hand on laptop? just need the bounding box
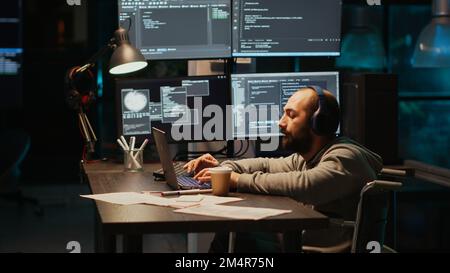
[193,168,211,183]
[183,153,219,174]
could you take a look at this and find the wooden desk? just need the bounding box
[82,161,329,253]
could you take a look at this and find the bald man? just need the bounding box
[184,87,383,252]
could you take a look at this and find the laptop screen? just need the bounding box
[152,127,179,190]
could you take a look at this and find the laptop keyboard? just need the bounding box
[177,176,211,189]
[153,158,242,180]
[173,162,191,176]
[153,162,190,179]
[153,158,242,183]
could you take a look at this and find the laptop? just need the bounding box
[152,127,211,190]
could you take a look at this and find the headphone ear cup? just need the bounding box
[66,89,81,110]
[327,114,339,135]
[310,112,321,135]
[313,112,337,136]
[65,66,96,110]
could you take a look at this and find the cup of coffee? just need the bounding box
[209,167,232,196]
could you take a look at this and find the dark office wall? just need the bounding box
[338,2,449,169]
[339,1,450,252]
[20,0,103,183]
[388,5,450,169]
[17,0,192,182]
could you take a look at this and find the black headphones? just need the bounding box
[65,66,96,111]
[307,85,339,136]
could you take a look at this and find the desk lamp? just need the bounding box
[336,6,386,71]
[412,0,450,67]
[66,27,147,156]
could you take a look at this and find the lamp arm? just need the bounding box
[69,39,116,156]
[75,39,116,73]
[78,108,97,154]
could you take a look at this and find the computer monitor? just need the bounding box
[116,75,229,143]
[231,72,340,139]
[0,0,22,109]
[118,0,232,60]
[232,0,342,57]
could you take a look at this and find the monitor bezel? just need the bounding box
[229,71,341,140]
[230,0,342,58]
[117,0,234,61]
[114,74,231,145]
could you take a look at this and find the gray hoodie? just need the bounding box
[221,137,383,247]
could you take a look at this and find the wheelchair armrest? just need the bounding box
[302,240,352,253]
[380,167,415,179]
[330,218,355,228]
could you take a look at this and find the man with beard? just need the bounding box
[183,86,383,252]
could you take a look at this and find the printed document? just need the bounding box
[174,204,292,220]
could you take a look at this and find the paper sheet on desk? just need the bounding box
[80,193,242,208]
[176,195,205,202]
[193,195,242,205]
[174,204,292,220]
[80,192,173,206]
[169,195,243,209]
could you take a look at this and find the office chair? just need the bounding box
[0,129,43,216]
[351,180,402,253]
[302,179,403,253]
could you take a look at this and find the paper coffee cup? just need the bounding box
[209,167,232,196]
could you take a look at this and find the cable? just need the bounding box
[172,145,229,161]
[236,140,250,158]
[243,140,250,157]
[233,140,243,158]
[127,17,132,32]
[171,140,251,161]
[119,17,133,32]
[235,140,244,157]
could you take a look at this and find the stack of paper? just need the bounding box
[80,192,242,209]
[170,195,243,208]
[174,204,292,220]
[80,193,291,219]
[80,192,168,206]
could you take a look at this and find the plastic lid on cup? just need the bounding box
[208,166,232,173]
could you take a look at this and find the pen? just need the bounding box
[130,136,136,153]
[132,139,149,161]
[116,139,127,151]
[161,189,213,197]
[141,191,163,195]
[120,136,130,150]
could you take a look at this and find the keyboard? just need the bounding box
[177,176,211,189]
[153,162,190,180]
[153,158,241,180]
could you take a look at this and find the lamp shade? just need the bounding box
[109,28,148,75]
[336,6,386,71]
[412,0,450,67]
[336,27,386,70]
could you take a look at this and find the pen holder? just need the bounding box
[124,148,144,172]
